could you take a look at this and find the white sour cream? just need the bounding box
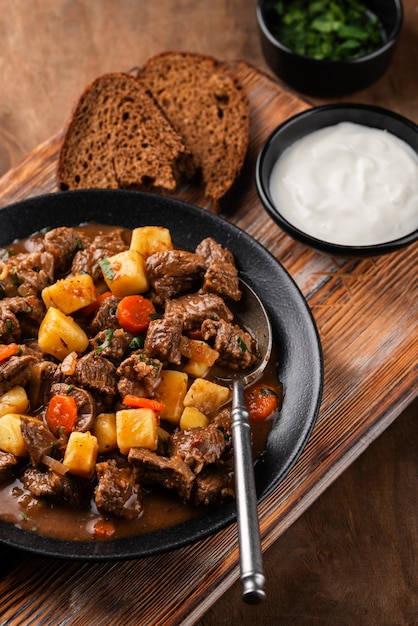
[269,122,418,246]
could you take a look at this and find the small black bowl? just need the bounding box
[256,103,418,257]
[256,0,403,96]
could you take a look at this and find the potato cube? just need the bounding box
[63,431,99,478]
[183,378,230,415]
[179,336,219,365]
[100,249,149,297]
[93,412,117,454]
[130,226,173,259]
[0,386,29,418]
[0,413,31,456]
[179,406,209,430]
[183,359,210,378]
[154,370,188,425]
[116,408,158,454]
[42,274,98,314]
[38,307,89,360]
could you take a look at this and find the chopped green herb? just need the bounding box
[260,386,279,398]
[271,0,384,61]
[129,335,145,350]
[21,513,29,521]
[95,328,114,353]
[237,336,248,353]
[12,268,20,286]
[98,258,115,282]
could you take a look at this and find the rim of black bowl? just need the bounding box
[256,0,404,65]
[256,103,418,257]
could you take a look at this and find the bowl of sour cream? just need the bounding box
[256,104,418,256]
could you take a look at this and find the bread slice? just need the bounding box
[57,72,194,193]
[140,51,250,205]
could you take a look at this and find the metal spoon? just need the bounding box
[216,279,272,604]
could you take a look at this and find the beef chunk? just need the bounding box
[117,351,162,398]
[146,249,206,306]
[90,327,131,364]
[0,296,45,343]
[212,408,233,444]
[165,293,233,331]
[2,251,55,298]
[43,227,81,276]
[90,295,120,333]
[74,352,117,405]
[0,354,37,395]
[128,447,195,502]
[21,467,81,506]
[95,459,142,520]
[0,299,24,343]
[143,313,183,365]
[0,450,17,480]
[201,318,259,370]
[28,360,58,411]
[191,468,234,506]
[20,416,59,466]
[195,237,235,266]
[169,424,229,474]
[195,237,241,301]
[71,229,128,281]
[17,297,46,340]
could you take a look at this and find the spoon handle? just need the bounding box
[231,379,266,604]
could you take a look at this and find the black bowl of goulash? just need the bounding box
[256,104,418,256]
[0,190,322,560]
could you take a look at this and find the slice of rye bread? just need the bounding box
[140,51,251,205]
[57,72,194,193]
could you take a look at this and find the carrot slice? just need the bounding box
[0,343,20,362]
[244,384,280,420]
[122,395,165,412]
[79,290,113,317]
[93,519,115,539]
[45,394,78,436]
[116,295,156,333]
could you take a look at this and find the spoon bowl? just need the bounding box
[215,280,273,386]
[216,280,273,604]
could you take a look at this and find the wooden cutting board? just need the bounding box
[0,61,416,626]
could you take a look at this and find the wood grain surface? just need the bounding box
[0,2,417,625]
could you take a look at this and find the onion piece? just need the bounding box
[61,351,78,376]
[41,454,69,475]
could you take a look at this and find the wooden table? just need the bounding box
[0,2,417,624]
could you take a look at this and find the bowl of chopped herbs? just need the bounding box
[257,0,403,96]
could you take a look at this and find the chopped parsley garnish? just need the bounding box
[271,0,384,61]
[129,335,145,350]
[95,328,114,353]
[259,386,279,398]
[11,268,20,286]
[98,258,115,281]
[237,336,248,353]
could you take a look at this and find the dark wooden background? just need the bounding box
[0,1,417,624]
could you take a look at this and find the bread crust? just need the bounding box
[57,72,194,193]
[140,51,250,203]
